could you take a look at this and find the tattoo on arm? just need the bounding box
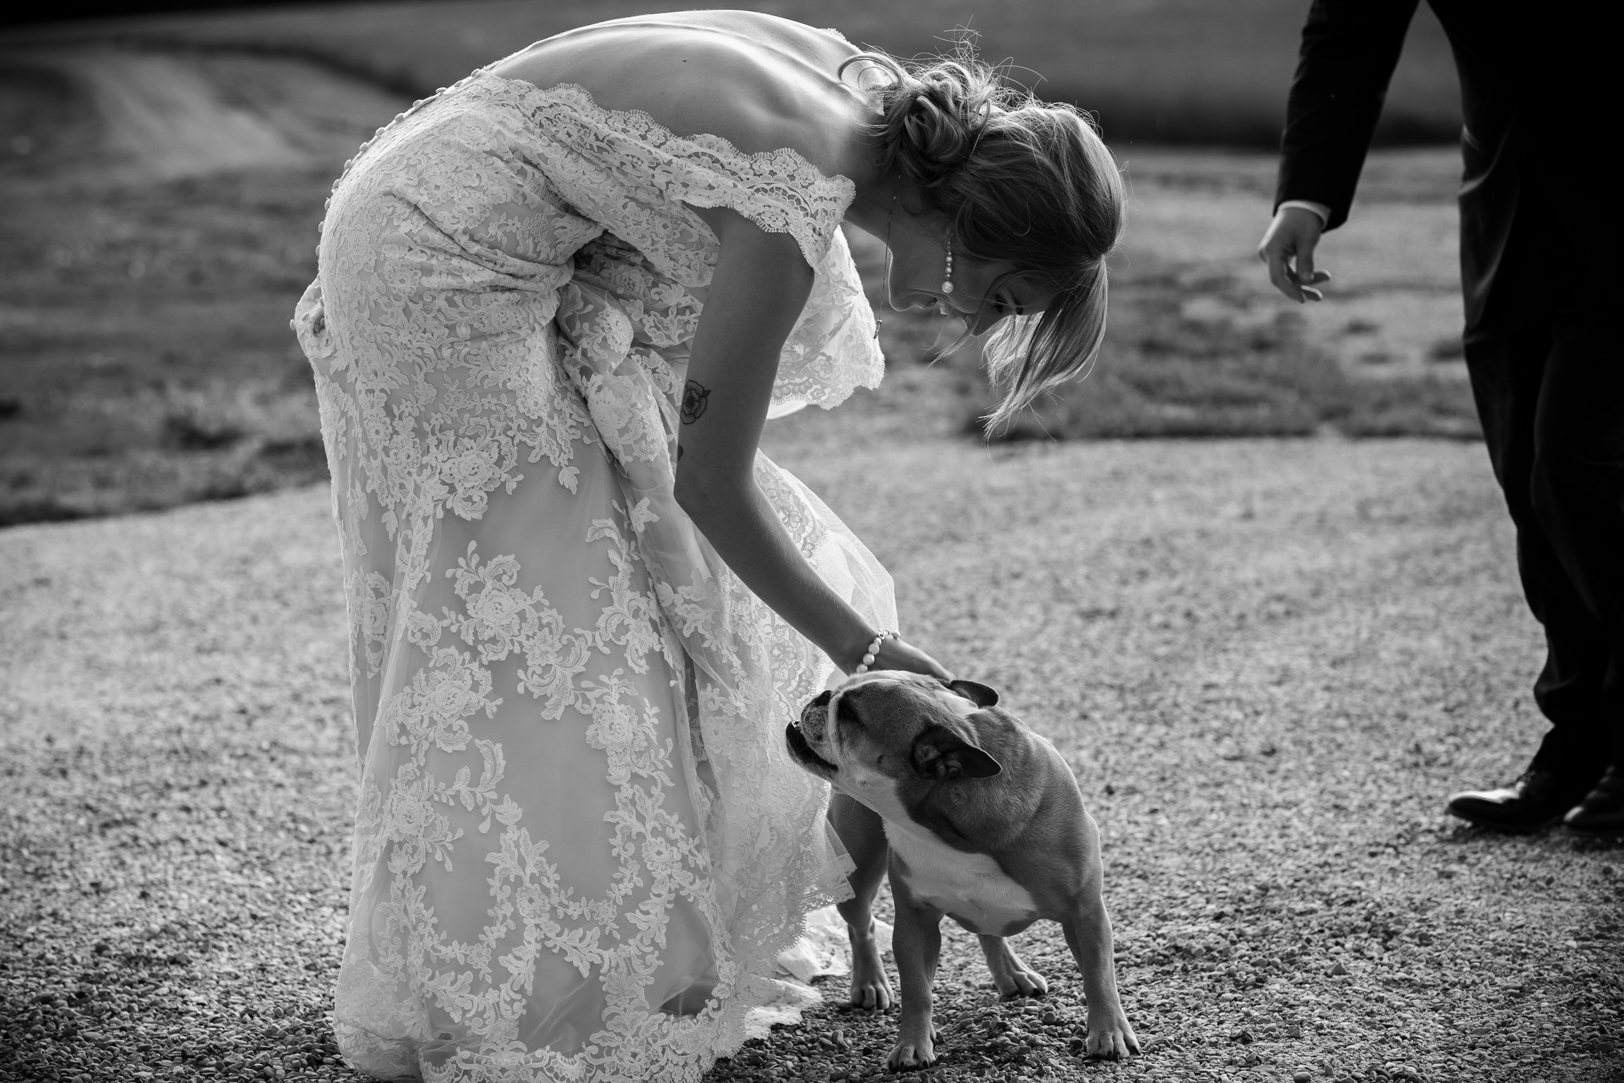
[680,380,711,425]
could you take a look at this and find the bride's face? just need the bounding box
[884,212,1051,334]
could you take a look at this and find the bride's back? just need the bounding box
[488,11,875,182]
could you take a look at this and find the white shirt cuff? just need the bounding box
[1278,200,1331,227]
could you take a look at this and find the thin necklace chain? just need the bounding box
[878,173,901,336]
[884,172,901,246]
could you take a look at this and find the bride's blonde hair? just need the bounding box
[841,48,1125,432]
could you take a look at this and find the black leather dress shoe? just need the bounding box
[1446,769,1599,833]
[1563,766,1624,837]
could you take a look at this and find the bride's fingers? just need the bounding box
[877,639,953,681]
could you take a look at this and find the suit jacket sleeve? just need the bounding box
[1275,0,1421,230]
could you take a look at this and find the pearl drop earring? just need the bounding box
[937,235,955,316]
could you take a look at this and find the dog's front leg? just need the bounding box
[830,793,893,1009]
[1060,889,1139,1059]
[886,869,943,1070]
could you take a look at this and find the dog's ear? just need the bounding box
[946,679,999,708]
[912,725,1003,780]
[810,689,833,708]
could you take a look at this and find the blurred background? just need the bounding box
[0,0,1473,527]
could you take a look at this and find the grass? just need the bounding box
[972,297,1480,444]
[0,23,1476,528]
[839,216,1478,446]
[0,166,331,525]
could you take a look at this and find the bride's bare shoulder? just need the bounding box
[487,11,876,179]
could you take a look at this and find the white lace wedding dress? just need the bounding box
[291,64,896,1083]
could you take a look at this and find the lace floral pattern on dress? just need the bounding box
[293,63,895,1083]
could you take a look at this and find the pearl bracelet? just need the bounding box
[852,631,898,674]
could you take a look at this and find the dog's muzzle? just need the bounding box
[786,694,839,773]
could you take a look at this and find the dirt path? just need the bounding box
[1,46,404,182]
[2,435,1619,1083]
[57,49,306,179]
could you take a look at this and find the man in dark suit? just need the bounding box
[1256,0,1621,834]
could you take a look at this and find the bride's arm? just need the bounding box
[673,207,949,678]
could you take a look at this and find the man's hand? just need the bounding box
[1257,206,1331,303]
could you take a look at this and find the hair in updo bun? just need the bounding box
[840,46,1126,432]
[872,57,1000,188]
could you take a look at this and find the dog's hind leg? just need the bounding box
[830,792,893,1009]
[978,935,1049,998]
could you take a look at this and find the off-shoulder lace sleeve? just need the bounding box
[470,75,883,412]
[770,226,883,414]
[486,77,854,273]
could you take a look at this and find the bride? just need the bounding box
[291,10,1122,1081]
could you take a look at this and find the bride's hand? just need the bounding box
[865,635,953,681]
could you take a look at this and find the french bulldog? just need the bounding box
[786,671,1138,1068]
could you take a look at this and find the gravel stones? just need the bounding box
[5,439,1624,1083]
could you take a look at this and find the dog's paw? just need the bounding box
[981,939,1049,998]
[846,937,893,1010]
[1084,1008,1140,1059]
[996,958,1048,998]
[886,1026,936,1070]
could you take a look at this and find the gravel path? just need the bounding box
[3,434,1620,1083]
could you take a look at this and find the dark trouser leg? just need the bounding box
[1530,306,1624,764]
[1466,309,1624,775]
